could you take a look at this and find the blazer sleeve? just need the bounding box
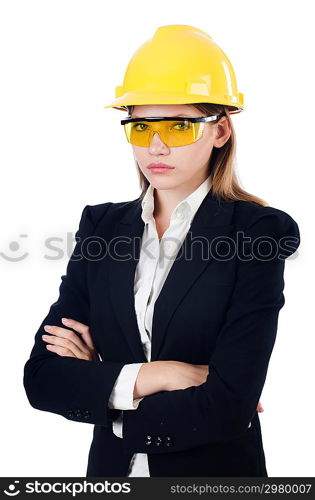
[120,208,301,454]
[23,203,126,427]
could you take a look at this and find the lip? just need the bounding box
[147,162,175,171]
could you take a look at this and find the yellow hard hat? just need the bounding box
[104,24,244,114]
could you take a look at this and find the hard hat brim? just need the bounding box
[103,91,244,114]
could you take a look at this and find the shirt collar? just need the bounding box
[141,175,212,224]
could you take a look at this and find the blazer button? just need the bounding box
[75,409,83,418]
[67,410,74,419]
[145,435,152,445]
[155,436,163,446]
[83,410,91,419]
[165,435,173,447]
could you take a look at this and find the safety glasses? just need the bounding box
[120,113,225,147]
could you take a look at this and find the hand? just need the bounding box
[161,361,210,391]
[41,318,99,361]
[248,400,264,428]
[134,360,210,400]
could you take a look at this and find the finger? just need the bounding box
[43,333,90,360]
[61,318,95,350]
[257,401,264,412]
[44,324,90,356]
[46,344,77,358]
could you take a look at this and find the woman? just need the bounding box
[23,25,300,477]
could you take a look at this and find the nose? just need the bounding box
[148,131,169,152]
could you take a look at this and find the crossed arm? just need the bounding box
[40,319,262,428]
[24,203,300,454]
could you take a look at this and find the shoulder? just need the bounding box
[87,199,138,224]
[233,199,300,234]
[233,200,301,258]
[78,198,140,234]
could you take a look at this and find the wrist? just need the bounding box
[153,361,168,392]
[134,361,167,398]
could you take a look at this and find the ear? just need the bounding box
[213,116,231,148]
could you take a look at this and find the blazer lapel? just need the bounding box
[108,199,147,362]
[108,189,235,363]
[150,191,235,360]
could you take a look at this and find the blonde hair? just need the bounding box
[126,103,268,207]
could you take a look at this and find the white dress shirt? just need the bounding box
[108,174,213,476]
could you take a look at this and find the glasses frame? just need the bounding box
[120,113,225,125]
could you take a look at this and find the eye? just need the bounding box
[172,121,190,131]
[133,122,148,131]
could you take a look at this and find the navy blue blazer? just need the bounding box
[23,189,300,477]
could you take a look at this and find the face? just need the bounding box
[129,104,231,191]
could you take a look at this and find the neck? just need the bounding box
[153,173,208,219]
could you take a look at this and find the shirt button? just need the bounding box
[155,436,163,446]
[145,435,152,445]
[165,436,173,446]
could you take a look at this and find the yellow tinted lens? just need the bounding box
[123,120,204,147]
[124,121,151,146]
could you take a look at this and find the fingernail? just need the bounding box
[44,325,52,330]
[62,318,70,323]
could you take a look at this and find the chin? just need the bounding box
[151,178,185,190]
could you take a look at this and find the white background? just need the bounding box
[0,0,313,477]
